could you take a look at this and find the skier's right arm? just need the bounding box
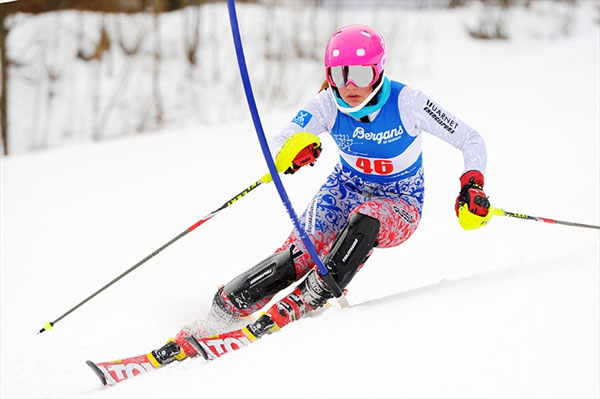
[268,90,337,174]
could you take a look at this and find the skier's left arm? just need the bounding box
[399,87,490,218]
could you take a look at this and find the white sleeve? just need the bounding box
[398,86,487,174]
[268,90,338,159]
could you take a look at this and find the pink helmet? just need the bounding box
[324,25,386,87]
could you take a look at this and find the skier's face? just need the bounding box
[338,82,373,107]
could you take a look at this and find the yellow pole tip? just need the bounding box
[38,321,53,334]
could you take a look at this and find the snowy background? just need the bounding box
[1,1,599,398]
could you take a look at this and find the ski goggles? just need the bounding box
[326,65,378,88]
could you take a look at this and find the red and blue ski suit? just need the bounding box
[270,80,487,288]
[215,80,487,317]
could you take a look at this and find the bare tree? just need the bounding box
[0,7,8,156]
[0,1,18,156]
[182,4,201,66]
[153,5,163,126]
[117,13,144,56]
[468,0,511,40]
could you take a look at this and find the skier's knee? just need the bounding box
[323,212,380,289]
[212,249,297,318]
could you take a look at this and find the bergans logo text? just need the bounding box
[352,124,403,144]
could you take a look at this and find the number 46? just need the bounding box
[356,158,394,175]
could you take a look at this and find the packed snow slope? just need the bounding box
[1,2,599,398]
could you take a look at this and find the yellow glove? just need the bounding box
[458,204,503,230]
[260,132,321,183]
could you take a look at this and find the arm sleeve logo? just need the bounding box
[291,110,313,128]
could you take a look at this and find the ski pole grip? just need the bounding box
[259,132,321,184]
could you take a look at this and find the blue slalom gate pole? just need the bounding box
[226,0,346,303]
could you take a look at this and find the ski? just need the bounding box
[86,353,159,387]
[87,326,258,387]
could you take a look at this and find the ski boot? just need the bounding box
[245,270,332,339]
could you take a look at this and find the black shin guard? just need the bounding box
[213,213,379,320]
[215,249,297,316]
[322,212,380,290]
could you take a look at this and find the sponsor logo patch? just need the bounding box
[291,110,313,128]
[423,100,459,134]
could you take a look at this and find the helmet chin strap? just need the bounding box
[330,72,386,114]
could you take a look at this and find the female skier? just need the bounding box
[154,24,490,364]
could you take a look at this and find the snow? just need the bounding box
[1,2,599,398]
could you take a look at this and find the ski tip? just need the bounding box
[86,360,108,386]
[183,335,209,360]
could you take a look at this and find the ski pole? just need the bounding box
[38,175,271,335]
[458,204,599,230]
[495,208,600,230]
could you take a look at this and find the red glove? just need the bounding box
[284,143,321,174]
[455,170,490,217]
